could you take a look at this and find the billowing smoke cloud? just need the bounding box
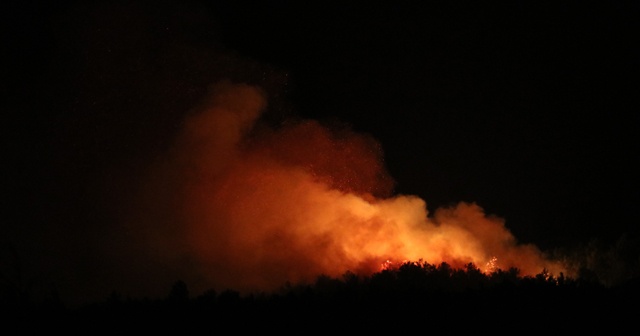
[127,81,569,298]
[12,0,640,311]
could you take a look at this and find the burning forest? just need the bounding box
[3,4,639,329]
[127,81,571,298]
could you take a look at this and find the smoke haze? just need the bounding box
[10,1,639,308]
[120,81,569,300]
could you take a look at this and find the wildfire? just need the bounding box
[148,81,570,295]
[381,259,394,271]
[380,259,411,271]
[485,256,499,273]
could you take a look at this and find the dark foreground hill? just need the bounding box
[3,262,639,333]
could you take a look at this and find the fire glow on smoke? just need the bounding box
[155,81,568,294]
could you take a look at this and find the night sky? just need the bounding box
[207,2,640,249]
[3,1,639,304]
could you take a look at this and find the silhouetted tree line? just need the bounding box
[3,258,639,333]
[3,233,640,332]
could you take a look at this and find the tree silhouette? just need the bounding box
[167,280,189,303]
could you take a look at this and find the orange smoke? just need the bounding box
[157,81,568,295]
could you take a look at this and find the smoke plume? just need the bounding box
[128,81,569,297]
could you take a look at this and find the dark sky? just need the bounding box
[2,1,639,303]
[207,2,640,249]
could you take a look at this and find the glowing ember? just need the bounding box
[146,82,570,295]
[381,260,394,271]
[485,256,498,273]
